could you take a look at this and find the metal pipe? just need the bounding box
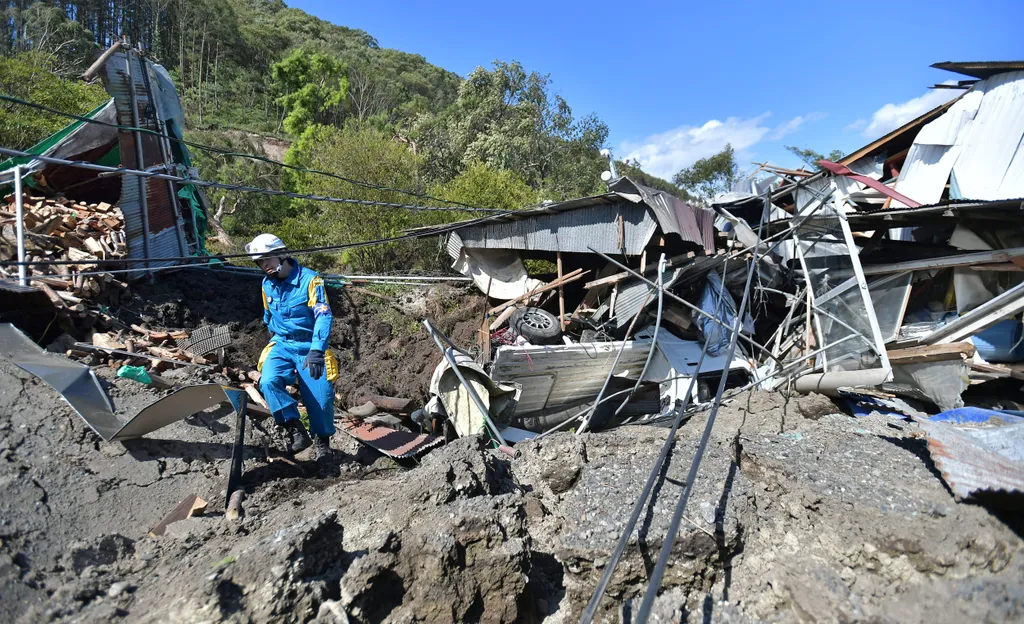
[634,194,768,624]
[422,319,507,447]
[124,48,152,279]
[587,247,782,367]
[225,393,248,510]
[13,165,27,286]
[577,285,659,434]
[614,254,666,417]
[579,331,713,624]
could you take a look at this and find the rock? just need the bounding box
[511,433,586,496]
[793,392,839,421]
[313,600,351,623]
[107,581,130,597]
[67,535,136,574]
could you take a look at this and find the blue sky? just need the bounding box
[291,0,1023,180]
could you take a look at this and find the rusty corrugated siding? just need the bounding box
[338,417,443,458]
[100,51,185,279]
[916,417,1024,500]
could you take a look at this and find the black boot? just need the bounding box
[313,434,332,461]
[283,420,312,454]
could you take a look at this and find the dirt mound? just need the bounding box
[2,300,1022,622]
[125,269,482,408]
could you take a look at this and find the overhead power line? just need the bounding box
[0,206,505,269]
[0,147,506,216]
[0,93,483,211]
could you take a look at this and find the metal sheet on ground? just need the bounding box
[0,323,121,440]
[916,416,1024,500]
[338,417,443,459]
[112,383,231,440]
[1,323,239,441]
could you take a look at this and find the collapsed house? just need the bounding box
[0,45,212,335]
[419,61,1024,499]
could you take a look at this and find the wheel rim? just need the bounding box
[521,309,554,331]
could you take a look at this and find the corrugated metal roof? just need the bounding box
[456,201,658,255]
[916,417,1024,500]
[932,60,1024,80]
[610,178,716,253]
[411,177,717,257]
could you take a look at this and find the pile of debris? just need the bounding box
[1,193,130,325]
[413,61,1024,505]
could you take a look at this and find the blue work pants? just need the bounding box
[259,340,335,437]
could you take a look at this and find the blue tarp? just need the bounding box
[696,272,749,356]
[927,407,1024,426]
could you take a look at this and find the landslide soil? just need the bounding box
[121,269,484,406]
[1,270,1022,623]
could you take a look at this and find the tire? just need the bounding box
[509,307,563,344]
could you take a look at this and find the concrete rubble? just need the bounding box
[1,56,1023,622]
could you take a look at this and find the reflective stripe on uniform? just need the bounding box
[257,341,275,372]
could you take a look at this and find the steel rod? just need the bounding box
[13,165,26,286]
[422,319,507,446]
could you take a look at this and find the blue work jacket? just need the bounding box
[260,261,333,352]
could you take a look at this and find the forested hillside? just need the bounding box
[0,0,685,271]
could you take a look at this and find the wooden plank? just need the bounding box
[488,304,519,331]
[149,494,207,537]
[888,342,976,365]
[556,252,566,331]
[486,268,585,316]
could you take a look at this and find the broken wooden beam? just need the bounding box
[887,342,976,365]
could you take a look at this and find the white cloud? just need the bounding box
[770,112,826,140]
[844,118,867,133]
[861,83,959,137]
[620,113,772,180]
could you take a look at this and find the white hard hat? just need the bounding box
[245,233,287,260]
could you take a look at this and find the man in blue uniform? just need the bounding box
[245,233,338,461]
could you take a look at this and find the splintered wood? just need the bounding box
[0,193,130,325]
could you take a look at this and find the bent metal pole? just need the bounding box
[422,319,508,448]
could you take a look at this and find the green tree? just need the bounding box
[272,49,349,135]
[673,144,738,204]
[415,60,609,199]
[785,145,846,170]
[431,162,537,212]
[0,52,108,150]
[282,123,425,271]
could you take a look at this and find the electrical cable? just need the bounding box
[579,332,714,623]
[0,93,483,211]
[0,146,505,214]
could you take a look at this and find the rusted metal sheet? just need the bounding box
[916,416,1024,500]
[338,417,443,459]
[99,50,186,279]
